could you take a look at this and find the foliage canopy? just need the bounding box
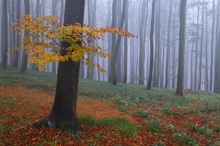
[12,15,136,71]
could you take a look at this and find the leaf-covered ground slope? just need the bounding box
[0,68,219,145]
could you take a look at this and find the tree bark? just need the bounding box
[153,0,160,88]
[147,0,156,90]
[20,0,30,74]
[1,0,8,70]
[139,0,148,85]
[176,0,187,96]
[36,0,85,132]
[164,0,173,88]
[109,0,127,85]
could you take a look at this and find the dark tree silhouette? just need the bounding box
[176,0,187,96]
[147,0,156,90]
[36,0,85,132]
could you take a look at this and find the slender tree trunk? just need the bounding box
[147,0,156,90]
[86,0,97,80]
[123,6,129,84]
[51,0,58,74]
[176,0,187,96]
[214,1,220,93]
[12,0,21,68]
[20,0,30,74]
[164,0,173,88]
[139,0,148,85]
[109,0,127,85]
[1,0,8,70]
[204,1,209,91]
[153,0,160,87]
[210,0,215,91]
[199,1,205,90]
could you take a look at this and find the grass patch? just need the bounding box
[148,121,162,133]
[118,106,127,112]
[188,123,212,137]
[161,108,172,115]
[133,109,151,118]
[0,67,56,92]
[173,132,198,146]
[78,115,138,135]
[213,126,220,132]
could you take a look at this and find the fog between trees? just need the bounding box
[1,0,220,93]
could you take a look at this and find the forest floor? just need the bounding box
[0,68,220,145]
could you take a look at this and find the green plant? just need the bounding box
[166,124,175,132]
[118,106,127,112]
[213,126,220,132]
[155,141,166,146]
[78,115,138,136]
[136,109,151,118]
[48,141,58,146]
[97,118,138,135]
[161,108,172,115]
[148,121,162,133]
[188,123,212,137]
[173,132,198,146]
[96,132,108,141]
[78,115,95,125]
[214,141,220,146]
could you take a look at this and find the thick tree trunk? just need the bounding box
[176,0,187,96]
[36,0,85,132]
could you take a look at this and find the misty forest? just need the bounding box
[0,0,220,145]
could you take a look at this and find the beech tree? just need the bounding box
[1,0,8,70]
[176,0,187,96]
[147,0,156,90]
[13,1,135,131]
[43,0,86,132]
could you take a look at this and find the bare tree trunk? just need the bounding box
[164,0,173,88]
[147,0,156,90]
[153,0,160,87]
[214,1,220,93]
[109,0,127,85]
[1,0,8,70]
[176,0,187,96]
[20,0,30,74]
[123,5,129,84]
[210,0,215,91]
[139,0,148,85]
[194,1,200,90]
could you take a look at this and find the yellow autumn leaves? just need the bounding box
[12,15,136,71]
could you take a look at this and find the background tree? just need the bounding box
[176,0,187,96]
[147,0,156,90]
[214,0,220,93]
[20,0,30,74]
[108,0,128,85]
[139,0,148,85]
[1,0,8,70]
